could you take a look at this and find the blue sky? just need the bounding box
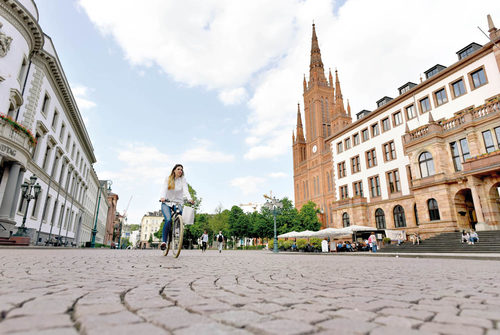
[35,0,498,225]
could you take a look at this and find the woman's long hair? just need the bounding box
[168,164,184,190]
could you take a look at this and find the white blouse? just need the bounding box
[160,176,192,205]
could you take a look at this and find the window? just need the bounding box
[42,145,51,170]
[371,123,380,137]
[419,151,435,177]
[414,204,419,226]
[470,68,486,88]
[369,176,381,197]
[338,161,346,178]
[428,198,440,221]
[342,212,350,227]
[381,118,390,132]
[434,88,448,106]
[460,138,471,161]
[450,141,462,171]
[419,97,431,113]
[406,104,417,119]
[383,141,396,161]
[394,205,406,228]
[366,149,377,168]
[337,142,343,154]
[351,156,360,173]
[495,127,500,149]
[362,128,369,142]
[387,169,401,193]
[60,123,65,141]
[18,57,28,87]
[353,133,360,146]
[66,134,71,151]
[393,111,402,126]
[483,130,495,153]
[451,79,466,98]
[344,138,351,150]
[41,94,50,116]
[31,188,42,217]
[340,185,349,199]
[353,181,363,197]
[51,110,58,129]
[42,196,51,222]
[375,208,386,229]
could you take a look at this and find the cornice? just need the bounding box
[0,0,43,53]
[32,50,96,164]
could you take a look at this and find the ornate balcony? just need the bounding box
[0,116,35,166]
[462,149,500,175]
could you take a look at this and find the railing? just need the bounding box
[0,118,35,151]
[405,97,500,143]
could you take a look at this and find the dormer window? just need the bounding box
[398,82,417,95]
[456,42,482,60]
[424,64,447,79]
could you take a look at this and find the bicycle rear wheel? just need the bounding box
[171,215,184,258]
[163,222,172,256]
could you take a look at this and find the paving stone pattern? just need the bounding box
[1,249,499,334]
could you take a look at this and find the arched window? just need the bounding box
[427,198,440,221]
[375,208,386,229]
[393,205,406,228]
[419,151,435,178]
[342,212,350,227]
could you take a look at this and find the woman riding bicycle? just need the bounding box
[160,164,193,250]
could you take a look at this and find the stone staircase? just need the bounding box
[380,230,500,253]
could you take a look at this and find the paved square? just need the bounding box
[1,249,499,334]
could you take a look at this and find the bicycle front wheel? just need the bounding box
[171,215,184,258]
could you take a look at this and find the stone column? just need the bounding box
[469,177,488,231]
[10,168,25,219]
[0,163,21,220]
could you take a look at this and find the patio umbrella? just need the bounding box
[277,231,298,238]
[311,228,343,238]
[294,230,317,238]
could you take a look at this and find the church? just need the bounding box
[293,16,500,237]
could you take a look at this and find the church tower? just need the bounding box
[293,24,352,227]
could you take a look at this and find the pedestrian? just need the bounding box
[159,164,194,251]
[469,229,479,245]
[369,232,378,253]
[216,231,224,253]
[201,230,209,252]
[461,230,469,244]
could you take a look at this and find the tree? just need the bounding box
[297,201,321,231]
[228,205,250,240]
[188,184,202,211]
[127,224,140,231]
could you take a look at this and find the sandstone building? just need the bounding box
[293,16,500,236]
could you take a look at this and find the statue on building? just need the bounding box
[0,22,13,57]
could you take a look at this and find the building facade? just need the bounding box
[293,16,500,236]
[0,0,110,245]
[139,210,162,248]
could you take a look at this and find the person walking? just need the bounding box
[159,164,194,251]
[216,231,224,253]
[201,230,209,252]
[369,232,378,253]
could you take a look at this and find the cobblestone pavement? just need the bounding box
[1,249,499,335]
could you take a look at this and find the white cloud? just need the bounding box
[71,84,96,110]
[269,172,287,178]
[79,0,499,163]
[181,138,234,163]
[230,176,266,195]
[218,87,248,105]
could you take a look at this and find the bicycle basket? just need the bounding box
[182,206,195,225]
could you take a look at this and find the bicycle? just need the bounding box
[160,201,184,258]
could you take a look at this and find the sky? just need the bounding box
[34,0,499,226]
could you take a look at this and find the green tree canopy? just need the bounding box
[297,201,321,231]
[228,205,250,239]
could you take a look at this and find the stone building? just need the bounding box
[139,210,162,248]
[293,16,500,236]
[0,0,110,245]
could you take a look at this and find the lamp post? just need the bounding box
[14,175,42,238]
[90,180,111,248]
[263,192,282,253]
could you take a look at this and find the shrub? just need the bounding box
[296,239,307,250]
[383,237,391,245]
[310,238,322,251]
[282,240,293,250]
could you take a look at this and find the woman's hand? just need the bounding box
[189,200,195,205]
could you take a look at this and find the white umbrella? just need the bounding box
[278,231,298,238]
[338,225,375,235]
[294,230,316,238]
[311,228,343,238]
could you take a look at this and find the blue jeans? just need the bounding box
[372,244,377,253]
[161,203,182,243]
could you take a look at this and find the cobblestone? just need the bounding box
[0,249,499,334]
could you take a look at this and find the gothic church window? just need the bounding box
[342,212,350,227]
[427,198,440,221]
[393,205,406,228]
[375,208,386,229]
[418,151,435,177]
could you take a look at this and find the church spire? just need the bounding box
[329,68,333,87]
[296,103,305,142]
[347,99,351,117]
[334,69,346,115]
[309,23,327,85]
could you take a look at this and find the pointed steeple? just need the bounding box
[347,99,351,117]
[487,14,499,39]
[296,103,305,142]
[405,123,410,133]
[309,23,327,85]
[428,112,435,123]
[292,130,295,143]
[329,68,333,87]
[333,69,346,115]
[303,74,307,92]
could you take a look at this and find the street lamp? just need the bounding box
[263,192,282,253]
[90,180,111,248]
[14,175,42,238]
